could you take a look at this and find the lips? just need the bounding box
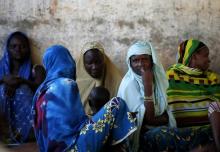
[91,70,99,76]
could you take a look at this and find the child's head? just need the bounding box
[32,64,46,84]
[88,86,110,114]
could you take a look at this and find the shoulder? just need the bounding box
[49,78,79,93]
[118,73,139,97]
[207,71,220,83]
[166,68,177,79]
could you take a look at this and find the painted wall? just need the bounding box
[0,0,220,73]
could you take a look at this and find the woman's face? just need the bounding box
[130,54,153,76]
[191,46,210,71]
[83,49,105,79]
[8,35,29,62]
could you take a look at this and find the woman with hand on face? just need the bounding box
[145,39,220,152]
[117,41,176,152]
[0,31,45,145]
[76,42,122,115]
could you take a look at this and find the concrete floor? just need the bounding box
[1,143,38,152]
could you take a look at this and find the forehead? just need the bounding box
[196,46,209,55]
[9,35,27,44]
[130,54,151,60]
[84,49,104,60]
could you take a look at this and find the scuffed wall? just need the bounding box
[0,0,220,73]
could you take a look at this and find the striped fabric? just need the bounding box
[177,39,206,66]
[208,102,220,117]
[167,68,220,124]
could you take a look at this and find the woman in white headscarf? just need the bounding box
[117,41,176,152]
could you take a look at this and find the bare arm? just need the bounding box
[142,69,168,126]
[210,112,220,151]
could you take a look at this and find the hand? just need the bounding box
[2,75,23,87]
[5,85,16,97]
[141,68,153,96]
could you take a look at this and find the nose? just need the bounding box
[91,63,97,70]
[137,60,145,67]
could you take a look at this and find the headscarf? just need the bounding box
[177,39,206,66]
[76,41,122,114]
[33,45,77,103]
[0,31,31,79]
[172,39,208,76]
[117,40,176,152]
[32,45,87,151]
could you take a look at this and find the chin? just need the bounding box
[91,74,101,79]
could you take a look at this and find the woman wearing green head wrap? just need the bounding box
[144,39,220,151]
[117,40,176,152]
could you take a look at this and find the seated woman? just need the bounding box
[117,41,176,152]
[32,45,137,152]
[145,39,220,151]
[0,31,45,145]
[76,42,122,115]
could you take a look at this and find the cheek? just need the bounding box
[97,64,104,71]
[131,64,138,72]
[84,64,91,72]
[130,62,137,69]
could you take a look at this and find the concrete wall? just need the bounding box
[0,0,220,73]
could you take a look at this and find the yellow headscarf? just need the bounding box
[76,42,122,114]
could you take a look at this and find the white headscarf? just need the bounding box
[117,41,176,152]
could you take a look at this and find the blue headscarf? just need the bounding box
[33,45,77,110]
[0,31,31,79]
[32,45,86,151]
[43,45,76,82]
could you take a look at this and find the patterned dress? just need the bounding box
[32,45,137,152]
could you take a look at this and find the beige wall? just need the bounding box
[0,0,220,73]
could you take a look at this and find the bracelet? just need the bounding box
[143,96,153,102]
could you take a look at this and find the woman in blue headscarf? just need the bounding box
[0,31,45,145]
[32,45,137,152]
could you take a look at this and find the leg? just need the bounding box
[74,97,137,152]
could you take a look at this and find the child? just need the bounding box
[32,64,46,85]
[88,86,110,115]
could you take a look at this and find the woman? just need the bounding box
[76,42,122,115]
[117,41,176,152]
[0,31,45,145]
[145,39,220,151]
[32,45,137,152]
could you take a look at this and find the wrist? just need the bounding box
[144,95,153,102]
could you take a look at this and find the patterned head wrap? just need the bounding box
[177,39,207,65]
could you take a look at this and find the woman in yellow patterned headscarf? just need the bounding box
[144,39,220,151]
[76,42,122,114]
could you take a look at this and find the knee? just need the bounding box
[109,97,126,110]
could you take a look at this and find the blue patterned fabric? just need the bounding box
[0,31,31,79]
[0,31,33,144]
[32,45,137,152]
[143,125,213,152]
[74,97,137,152]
